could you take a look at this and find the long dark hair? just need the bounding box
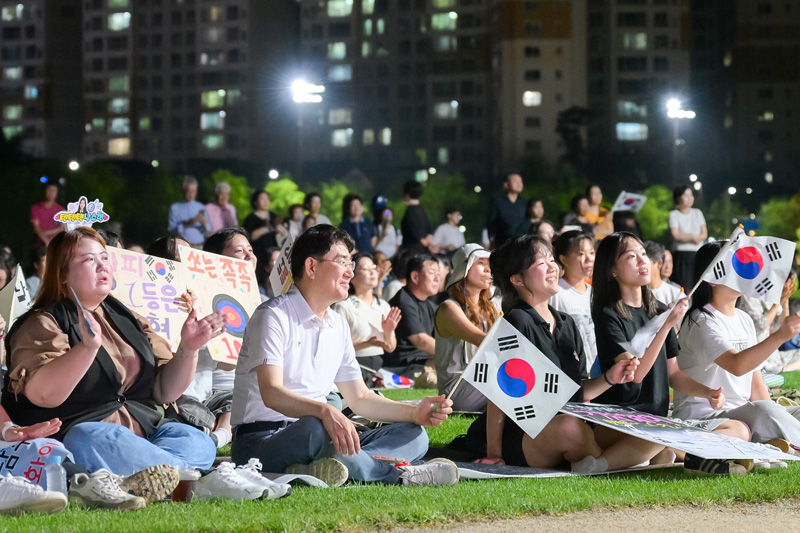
[591,232,659,321]
[683,240,723,325]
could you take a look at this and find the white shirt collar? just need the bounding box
[287,286,337,327]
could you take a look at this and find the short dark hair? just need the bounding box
[146,234,187,261]
[303,192,320,211]
[525,198,542,219]
[95,228,120,248]
[204,227,249,255]
[403,180,424,199]
[643,241,666,263]
[570,194,589,212]
[444,206,460,217]
[673,186,691,205]
[490,234,552,296]
[341,193,362,221]
[250,190,268,210]
[290,224,355,281]
[553,230,595,267]
[585,184,601,197]
[406,253,436,277]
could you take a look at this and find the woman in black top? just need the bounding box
[591,232,749,468]
[461,235,656,472]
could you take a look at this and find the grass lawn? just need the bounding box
[4,376,800,532]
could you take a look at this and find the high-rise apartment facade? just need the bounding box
[1,0,83,159]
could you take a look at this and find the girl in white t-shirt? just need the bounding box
[333,253,401,387]
[550,230,598,376]
[674,242,800,445]
[668,186,707,289]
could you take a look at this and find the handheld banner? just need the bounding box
[179,245,261,363]
[462,317,580,440]
[53,196,110,231]
[269,232,294,297]
[0,265,33,328]
[561,403,796,462]
[107,247,184,350]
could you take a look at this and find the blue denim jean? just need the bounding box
[231,417,429,484]
[62,421,216,476]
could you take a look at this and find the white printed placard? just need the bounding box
[269,232,295,297]
[0,265,33,328]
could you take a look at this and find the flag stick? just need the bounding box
[359,363,379,375]
[684,225,744,300]
[445,374,464,402]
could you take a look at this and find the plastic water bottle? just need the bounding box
[45,455,68,494]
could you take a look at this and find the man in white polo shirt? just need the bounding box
[230,225,459,486]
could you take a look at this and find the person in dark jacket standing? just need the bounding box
[485,173,527,249]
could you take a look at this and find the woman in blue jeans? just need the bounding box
[2,227,225,475]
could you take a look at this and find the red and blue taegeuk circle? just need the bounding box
[154,262,167,276]
[624,198,635,206]
[392,374,412,386]
[497,358,536,398]
[731,246,763,280]
[212,294,250,338]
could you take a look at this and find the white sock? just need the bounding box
[213,427,231,448]
[571,455,608,474]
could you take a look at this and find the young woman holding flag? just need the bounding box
[592,233,752,474]
[673,241,800,447]
[455,235,660,471]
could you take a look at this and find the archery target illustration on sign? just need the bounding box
[212,294,250,338]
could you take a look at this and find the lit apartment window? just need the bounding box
[201,90,225,108]
[622,32,647,50]
[108,12,131,31]
[3,105,22,120]
[109,117,130,134]
[328,64,352,82]
[434,101,458,119]
[362,42,372,57]
[200,51,224,65]
[203,28,222,43]
[328,42,347,60]
[363,129,375,145]
[522,91,542,107]
[328,0,353,17]
[109,75,129,92]
[108,0,129,7]
[139,117,151,130]
[202,134,224,150]
[92,118,106,130]
[616,122,648,141]
[431,12,457,31]
[433,0,456,7]
[617,101,647,118]
[362,0,375,15]
[227,89,243,106]
[2,66,22,80]
[377,18,385,34]
[108,138,131,156]
[24,85,38,99]
[1,5,23,21]
[434,36,457,52]
[203,7,223,22]
[201,111,225,130]
[3,125,23,139]
[329,108,352,125]
[758,111,774,121]
[437,147,449,164]
[364,19,372,36]
[764,172,773,183]
[109,98,130,114]
[331,128,353,147]
[380,127,391,145]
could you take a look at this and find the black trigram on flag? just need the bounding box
[498,334,520,352]
[755,278,774,296]
[712,260,726,280]
[144,256,155,267]
[473,363,488,384]
[766,242,782,262]
[146,270,157,281]
[544,373,559,394]
[165,273,174,283]
[514,405,536,420]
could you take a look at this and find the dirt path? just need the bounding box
[392,499,800,532]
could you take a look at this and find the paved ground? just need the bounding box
[392,499,800,532]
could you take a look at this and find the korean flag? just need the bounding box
[701,231,795,305]
[610,191,648,213]
[463,317,580,440]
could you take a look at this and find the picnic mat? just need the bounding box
[453,461,683,480]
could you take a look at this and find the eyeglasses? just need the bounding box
[356,264,378,273]
[316,257,356,270]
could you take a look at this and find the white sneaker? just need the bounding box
[398,459,460,486]
[235,459,292,500]
[68,470,146,511]
[192,462,265,500]
[0,473,67,515]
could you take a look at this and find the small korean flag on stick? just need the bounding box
[462,317,580,439]
[610,191,648,213]
[700,230,795,305]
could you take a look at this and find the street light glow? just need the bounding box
[746,187,753,194]
[474,186,482,193]
[666,98,681,112]
[428,167,437,175]
[728,186,737,195]
[291,79,325,103]
[689,174,697,182]
[693,181,702,191]
[268,169,279,180]
[68,161,80,171]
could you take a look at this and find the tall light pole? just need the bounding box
[666,98,696,186]
[291,79,325,183]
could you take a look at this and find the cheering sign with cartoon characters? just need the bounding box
[53,196,110,231]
